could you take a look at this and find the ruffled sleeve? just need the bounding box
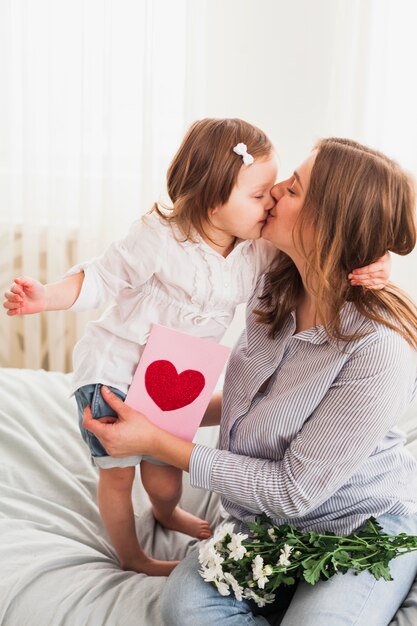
[66,213,167,311]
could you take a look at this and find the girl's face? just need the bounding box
[261,152,316,257]
[209,155,278,241]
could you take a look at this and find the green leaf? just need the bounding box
[348,559,367,571]
[302,559,325,585]
[333,550,351,565]
[369,562,392,581]
[307,531,321,545]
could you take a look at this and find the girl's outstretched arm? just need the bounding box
[3,272,84,315]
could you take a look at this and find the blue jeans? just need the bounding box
[160,512,417,626]
[74,384,164,468]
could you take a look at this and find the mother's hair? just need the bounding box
[257,137,417,348]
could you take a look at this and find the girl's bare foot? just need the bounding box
[153,505,212,540]
[121,556,179,577]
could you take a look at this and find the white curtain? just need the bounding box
[1,0,416,370]
[361,0,417,297]
[0,0,206,370]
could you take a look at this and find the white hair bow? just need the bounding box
[233,142,254,165]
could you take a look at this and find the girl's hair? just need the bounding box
[152,118,273,240]
[256,137,417,348]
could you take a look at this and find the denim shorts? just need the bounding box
[74,383,166,469]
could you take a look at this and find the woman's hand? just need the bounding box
[83,386,196,471]
[82,386,158,457]
[348,252,391,290]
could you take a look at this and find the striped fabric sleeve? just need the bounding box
[190,332,416,519]
[189,445,222,491]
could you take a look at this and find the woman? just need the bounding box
[83,138,417,625]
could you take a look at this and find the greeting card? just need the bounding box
[125,324,231,440]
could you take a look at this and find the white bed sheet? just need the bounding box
[0,367,416,626]
[0,368,222,625]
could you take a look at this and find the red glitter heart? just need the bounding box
[145,360,205,411]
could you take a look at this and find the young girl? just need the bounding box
[3,118,389,577]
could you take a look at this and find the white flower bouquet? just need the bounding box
[198,514,417,608]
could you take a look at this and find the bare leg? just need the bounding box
[98,466,179,576]
[140,461,212,540]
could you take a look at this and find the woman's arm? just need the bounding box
[189,332,416,519]
[82,388,222,463]
[200,391,222,427]
[84,332,415,520]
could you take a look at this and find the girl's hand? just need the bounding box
[3,276,47,316]
[348,252,391,290]
[82,386,158,457]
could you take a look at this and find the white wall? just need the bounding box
[200,1,371,169]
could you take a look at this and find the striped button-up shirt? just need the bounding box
[190,280,417,535]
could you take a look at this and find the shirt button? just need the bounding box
[224,282,229,287]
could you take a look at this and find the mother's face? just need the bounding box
[262,152,316,258]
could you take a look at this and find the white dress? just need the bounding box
[67,211,277,394]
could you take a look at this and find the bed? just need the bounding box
[0,367,416,625]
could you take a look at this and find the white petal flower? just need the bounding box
[267,528,277,542]
[224,572,244,601]
[255,592,276,608]
[257,574,269,589]
[243,588,258,603]
[243,588,275,608]
[215,522,236,540]
[278,544,293,567]
[252,555,264,580]
[199,547,225,582]
[252,555,270,589]
[213,522,236,544]
[227,532,248,560]
[200,566,217,582]
[198,538,217,567]
[214,578,230,596]
[200,559,224,582]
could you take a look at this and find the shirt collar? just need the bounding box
[181,230,253,259]
[290,302,372,353]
